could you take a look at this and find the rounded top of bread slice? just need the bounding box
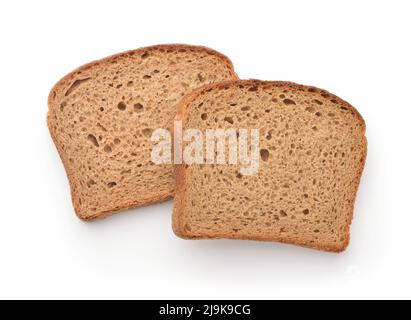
[176,80,365,132]
[48,44,237,105]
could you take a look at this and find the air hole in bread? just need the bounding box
[65,78,91,96]
[104,145,112,153]
[87,180,96,188]
[97,123,107,132]
[107,182,117,188]
[87,134,99,147]
[224,117,234,124]
[60,102,67,112]
[303,209,310,215]
[201,113,208,120]
[197,73,205,82]
[134,103,143,111]
[142,128,152,137]
[260,149,270,161]
[117,102,127,111]
[283,99,296,106]
[314,99,323,105]
[143,75,152,79]
[241,106,250,111]
[280,210,288,217]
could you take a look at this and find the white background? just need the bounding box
[0,0,409,300]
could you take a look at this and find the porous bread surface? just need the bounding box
[173,80,367,252]
[48,44,238,220]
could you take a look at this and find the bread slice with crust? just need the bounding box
[173,80,367,252]
[48,44,238,220]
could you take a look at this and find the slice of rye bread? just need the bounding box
[173,80,367,252]
[48,44,238,220]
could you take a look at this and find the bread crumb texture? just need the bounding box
[173,80,367,252]
[48,44,237,220]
